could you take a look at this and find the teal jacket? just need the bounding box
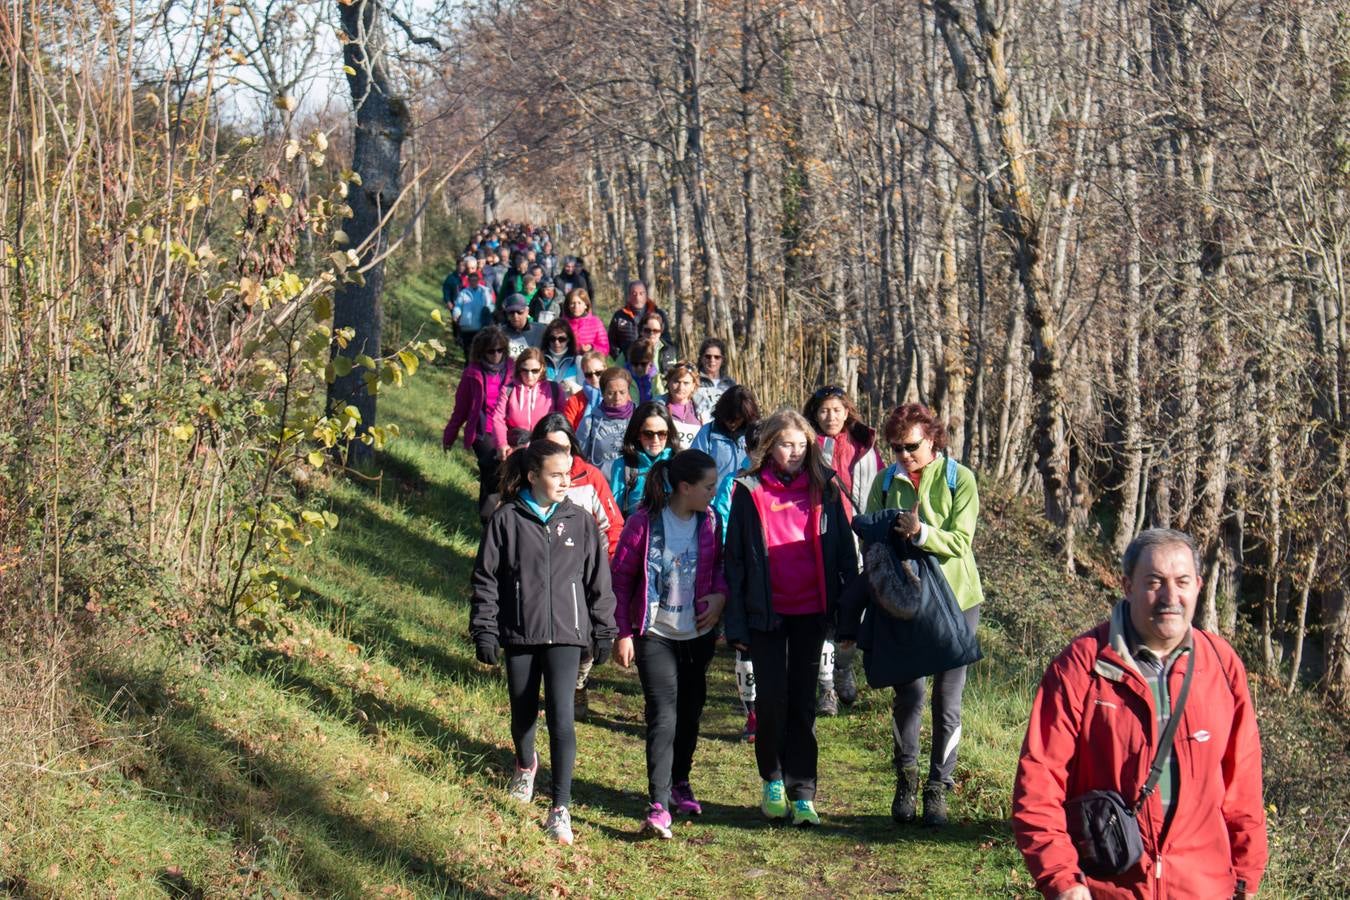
[608,448,672,517]
[864,455,983,611]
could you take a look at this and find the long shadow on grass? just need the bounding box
[83,664,499,898]
[295,586,492,691]
[251,649,513,780]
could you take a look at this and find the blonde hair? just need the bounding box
[749,407,832,496]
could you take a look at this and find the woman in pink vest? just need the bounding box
[491,348,563,458]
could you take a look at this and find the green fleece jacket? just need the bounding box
[864,456,984,611]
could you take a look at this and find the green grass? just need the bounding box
[7,263,1314,897]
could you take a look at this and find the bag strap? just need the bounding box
[1133,646,1196,812]
[945,455,958,493]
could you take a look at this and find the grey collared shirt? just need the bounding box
[1123,618,1192,819]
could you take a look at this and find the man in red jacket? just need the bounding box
[1012,528,1267,900]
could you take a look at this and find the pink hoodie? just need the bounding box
[491,380,562,448]
[749,468,826,616]
[564,313,610,356]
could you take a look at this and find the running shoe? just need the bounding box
[507,754,537,803]
[671,781,702,816]
[760,779,788,820]
[641,803,673,839]
[817,686,839,717]
[790,799,820,827]
[544,805,574,845]
[742,709,757,744]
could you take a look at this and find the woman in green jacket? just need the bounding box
[860,403,983,828]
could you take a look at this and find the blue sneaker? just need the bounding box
[791,799,820,826]
[760,779,788,819]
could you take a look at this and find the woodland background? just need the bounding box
[1,0,1348,894]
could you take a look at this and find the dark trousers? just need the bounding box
[473,435,500,522]
[892,605,980,787]
[504,645,582,806]
[635,631,717,808]
[749,613,827,801]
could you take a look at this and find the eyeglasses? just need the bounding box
[519,367,543,375]
[485,348,506,356]
[641,326,663,335]
[548,336,569,344]
[891,441,924,454]
[813,385,846,401]
[584,370,604,380]
[640,429,669,440]
[701,352,722,361]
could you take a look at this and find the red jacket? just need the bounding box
[1012,603,1268,899]
[568,456,624,557]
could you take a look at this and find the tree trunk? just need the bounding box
[681,0,730,339]
[329,0,407,469]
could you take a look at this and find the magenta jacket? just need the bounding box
[443,363,509,451]
[564,313,610,356]
[611,507,729,639]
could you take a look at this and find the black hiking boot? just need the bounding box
[891,766,920,824]
[922,782,949,827]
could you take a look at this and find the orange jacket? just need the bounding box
[1012,603,1267,899]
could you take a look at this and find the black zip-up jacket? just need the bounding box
[723,470,860,646]
[470,497,617,648]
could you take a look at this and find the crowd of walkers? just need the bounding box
[442,223,1267,900]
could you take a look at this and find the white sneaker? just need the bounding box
[507,754,537,803]
[544,805,573,845]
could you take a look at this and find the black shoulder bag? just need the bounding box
[1064,650,1194,879]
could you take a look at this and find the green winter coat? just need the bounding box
[864,455,984,611]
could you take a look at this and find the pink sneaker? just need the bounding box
[641,802,673,839]
[742,709,757,744]
[671,781,702,816]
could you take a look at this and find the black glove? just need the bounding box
[475,637,499,666]
[591,638,612,668]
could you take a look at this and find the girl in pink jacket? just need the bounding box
[491,348,562,456]
[561,288,610,356]
[611,449,726,840]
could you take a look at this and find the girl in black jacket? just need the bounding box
[469,439,618,847]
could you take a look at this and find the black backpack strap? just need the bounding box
[1133,644,1196,811]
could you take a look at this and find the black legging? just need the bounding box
[505,645,582,806]
[635,631,717,808]
[473,435,501,522]
[749,613,827,801]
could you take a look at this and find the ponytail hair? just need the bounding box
[499,439,570,502]
[641,449,717,514]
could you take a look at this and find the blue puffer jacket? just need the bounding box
[690,422,749,536]
[576,408,630,469]
[608,448,673,517]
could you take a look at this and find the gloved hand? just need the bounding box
[591,638,612,668]
[475,637,499,666]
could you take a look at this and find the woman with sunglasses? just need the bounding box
[541,320,582,392]
[444,327,513,521]
[692,338,735,424]
[609,401,679,517]
[723,409,859,827]
[855,403,983,828]
[491,348,564,459]
[562,351,608,429]
[801,385,883,714]
[624,338,666,404]
[561,288,609,356]
[663,363,703,448]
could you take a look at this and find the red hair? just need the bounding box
[881,403,948,453]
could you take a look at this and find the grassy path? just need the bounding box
[26,267,1098,897]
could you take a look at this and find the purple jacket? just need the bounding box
[443,363,509,451]
[612,506,729,639]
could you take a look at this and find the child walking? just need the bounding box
[611,450,727,839]
[723,410,859,826]
[469,440,618,845]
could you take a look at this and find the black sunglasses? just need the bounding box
[891,441,924,454]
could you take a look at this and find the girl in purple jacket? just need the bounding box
[611,449,727,840]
